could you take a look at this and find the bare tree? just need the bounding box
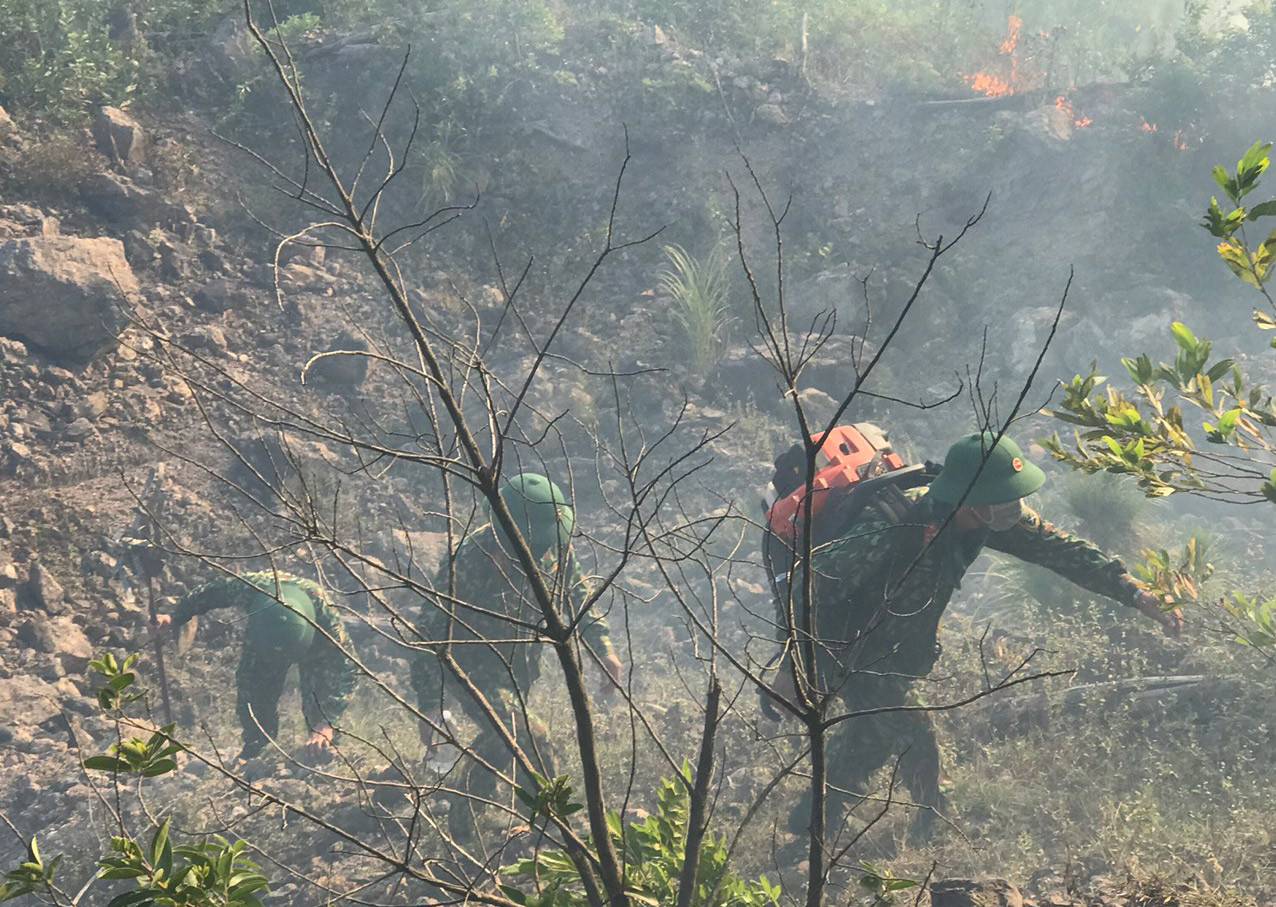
[22,6,1098,907]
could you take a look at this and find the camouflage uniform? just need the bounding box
[784,489,1143,834]
[171,572,358,757]
[410,524,614,839]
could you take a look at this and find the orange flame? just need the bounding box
[1000,15,1023,54]
[970,72,1013,98]
[966,16,1026,98]
[1140,117,1158,132]
[1173,129,1189,151]
[1055,95,1092,129]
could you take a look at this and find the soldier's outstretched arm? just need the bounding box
[986,506,1183,635]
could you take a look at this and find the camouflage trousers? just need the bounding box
[789,673,942,839]
[234,645,325,758]
[445,682,553,846]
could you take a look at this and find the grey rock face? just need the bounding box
[92,106,147,165]
[0,236,139,361]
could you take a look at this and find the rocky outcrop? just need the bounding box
[0,236,139,361]
[80,171,188,227]
[306,330,370,390]
[91,106,147,165]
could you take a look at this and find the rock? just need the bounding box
[84,551,118,578]
[44,366,77,386]
[73,391,110,421]
[65,417,96,441]
[80,171,172,225]
[49,617,93,673]
[15,619,57,653]
[755,103,787,126]
[194,278,239,313]
[0,105,19,146]
[24,562,66,614]
[0,674,64,732]
[0,236,138,361]
[207,14,256,77]
[24,410,53,436]
[123,229,158,268]
[280,262,329,291]
[931,878,1024,907]
[307,330,369,389]
[92,106,147,165]
[0,588,16,618]
[5,441,32,470]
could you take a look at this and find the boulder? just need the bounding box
[0,673,65,733]
[0,105,19,146]
[194,278,240,313]
[0,236,138,361]
[92,106,147,165]
[80,171,177,226]
[930,878,1024,907]
[24,562,67,614]
[306,329,369,389]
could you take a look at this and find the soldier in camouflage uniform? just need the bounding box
[776,432,1183,839]
[154,571,358,761]
[411,473,622,842]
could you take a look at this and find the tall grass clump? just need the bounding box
[659,243,733,378]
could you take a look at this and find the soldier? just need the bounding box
[775,431,1183,841]
[153,571,358,763]
[411,473,623,842]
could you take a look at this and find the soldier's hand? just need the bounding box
[300,724,334,757]
[603,652,624,687]
[150,613,173,638]
[1134,591,1185,637]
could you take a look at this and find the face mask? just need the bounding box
[972,499,1024,532]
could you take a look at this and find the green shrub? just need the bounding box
[659,243,733,378]
[506,768,782,907]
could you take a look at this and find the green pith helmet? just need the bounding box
[926,431,1046,507]
[243,578,317,656]
[498,472,575,552]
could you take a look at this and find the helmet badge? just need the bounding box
[1011,457,1024,472]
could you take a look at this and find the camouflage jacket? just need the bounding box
[172,572,358,727]
[410,525,614,707]
[782,490,1143,678]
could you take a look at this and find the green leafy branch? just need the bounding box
[83,726,183,779]
[1203,141,1276,312]
[1132,537,1215,608]
[90,653,144,713]
[1044,321,1276,501]
[0,838,61,903]
[857,862,920,907]
[1224,592,1276,649]
[504,769,780,907]
[98,821,270,907]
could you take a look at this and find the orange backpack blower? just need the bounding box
[763,423,933,593]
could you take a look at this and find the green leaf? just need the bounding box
[1169,321,1198,351]
[1213,165,1234,197]
[1206,359,1236,382]
[83,756,130,773]
[1247,200,1276,221]
[1238,141,1272,181]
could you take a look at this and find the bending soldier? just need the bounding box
[774,432,1183,840]
[154,571,358,762]
[410,473,623,843]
